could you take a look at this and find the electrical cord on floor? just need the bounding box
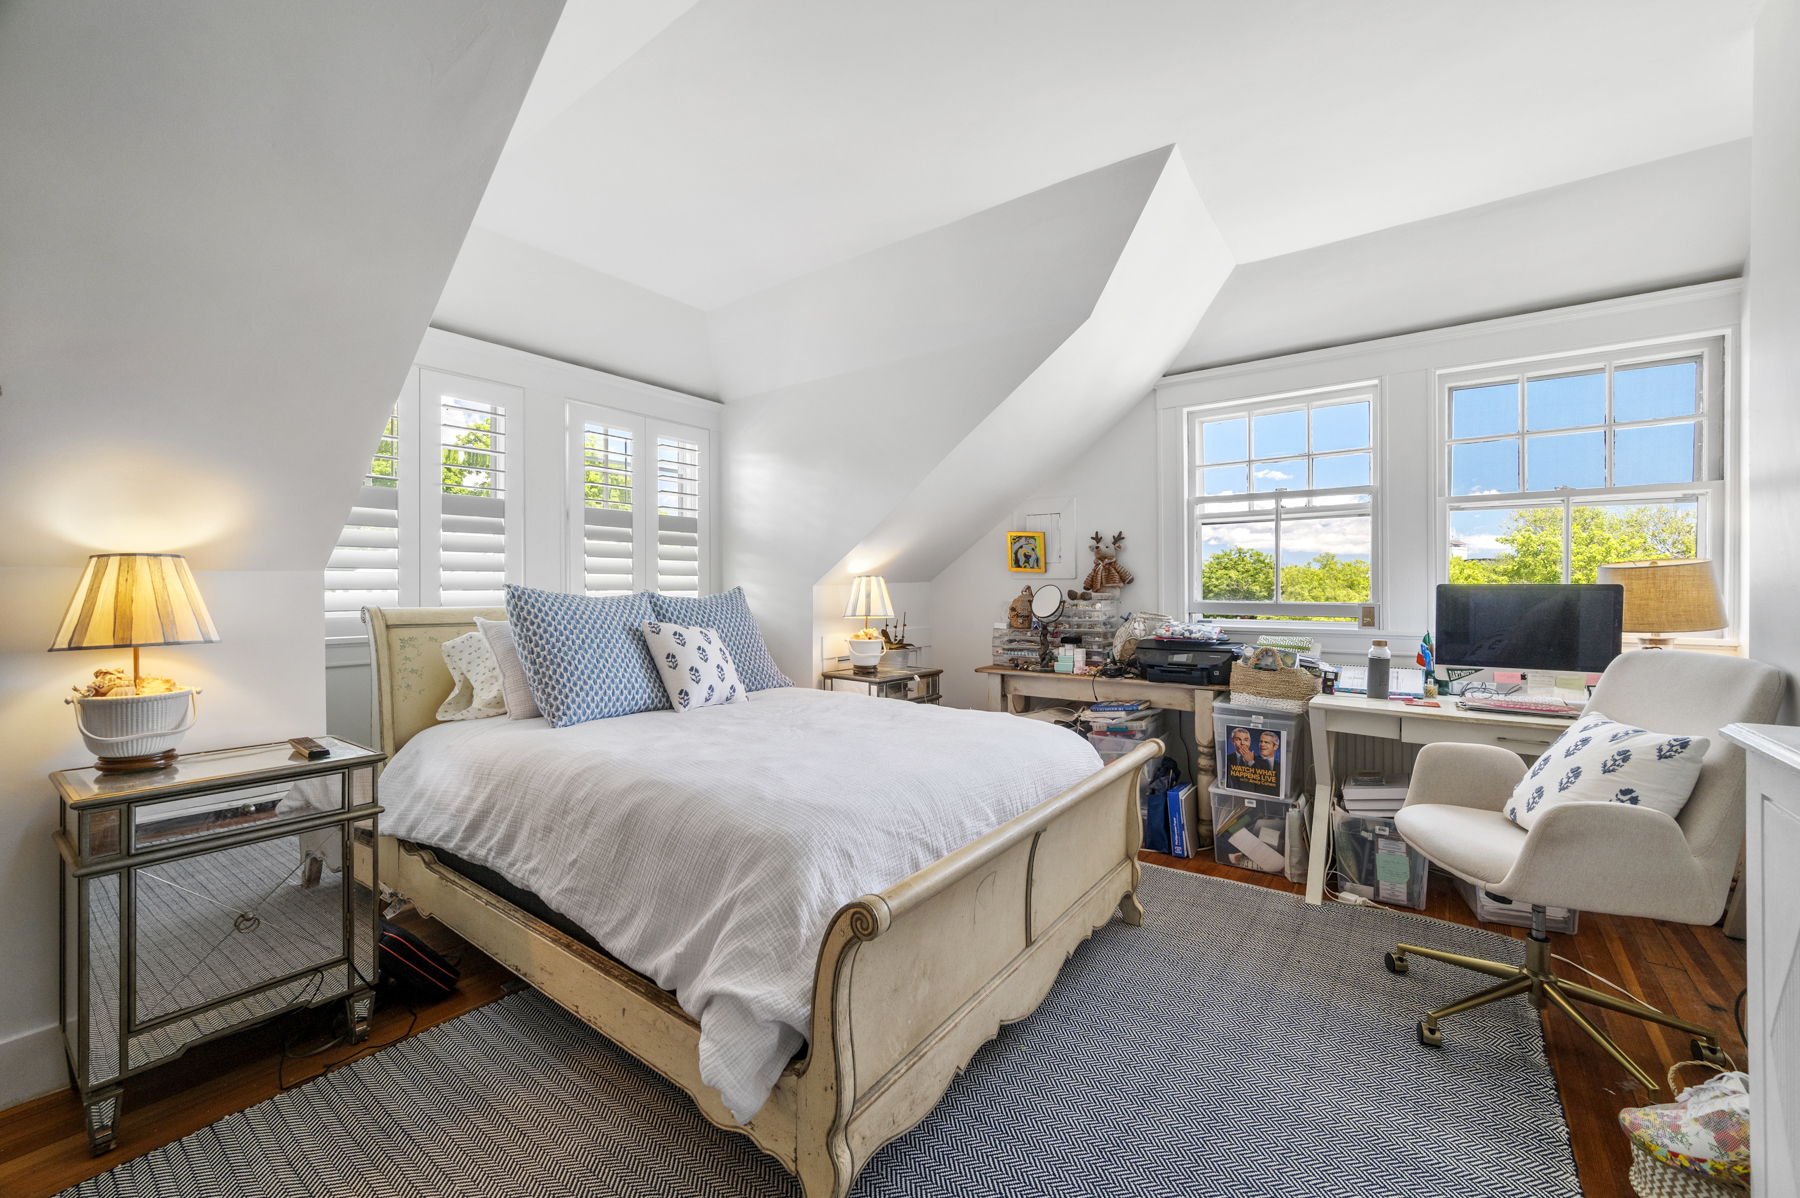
[1733,986,1747,1045]
[278,994,418,1092]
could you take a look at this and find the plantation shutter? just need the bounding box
[580,422,636,596]
[323,409,402,640]
[435,392,510,606]
[654,431,703,597]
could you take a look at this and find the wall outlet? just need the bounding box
[1359,605,1377,628]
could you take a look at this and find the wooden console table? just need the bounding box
[976,665,1224,714]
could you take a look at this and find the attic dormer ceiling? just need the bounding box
[471,0,1756,314]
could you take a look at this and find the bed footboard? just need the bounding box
[793,738,1159,1198]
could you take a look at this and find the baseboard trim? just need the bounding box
[0,1021,70,1110]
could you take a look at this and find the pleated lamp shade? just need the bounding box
[48,553,221,651]
[843,575,895,622]
[1595,558,1725,644]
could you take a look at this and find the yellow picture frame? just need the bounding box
[1006,531,1047,573]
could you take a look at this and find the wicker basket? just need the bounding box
[1228,661,1321,705]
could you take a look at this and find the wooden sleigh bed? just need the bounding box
[361,605,1155,1198]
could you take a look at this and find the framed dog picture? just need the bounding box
[1006,531,1047,573]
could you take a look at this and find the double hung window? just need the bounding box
[1442,342,1722,587]
[1186,385,1378,622]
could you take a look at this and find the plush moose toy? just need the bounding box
[1083,531,1134,593]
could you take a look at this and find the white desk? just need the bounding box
[1303,692,1574,904]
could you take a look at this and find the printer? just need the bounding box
[1135,638,1238,686]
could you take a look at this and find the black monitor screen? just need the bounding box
[1435,584,1623,674]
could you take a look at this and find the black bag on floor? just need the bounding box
[378,920,461,1001]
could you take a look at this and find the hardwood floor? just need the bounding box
[0,861,1744,1198]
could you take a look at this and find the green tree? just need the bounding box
[1200,546,1275,601]
[583,429,632,510]
[1280,551,1370,603]
[368,414,399,488]
[1452,504,1697,583]
[441,416,499,497]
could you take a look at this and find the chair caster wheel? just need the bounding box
[1417,1020,1443,1048]
[1691,1038,1730,1068]
[1384,951,1409,975]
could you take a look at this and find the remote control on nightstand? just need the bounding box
[288,736,330,760]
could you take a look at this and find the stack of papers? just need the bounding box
[1342,775,1410,816]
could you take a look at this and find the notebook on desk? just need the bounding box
[1334,665,1426,699]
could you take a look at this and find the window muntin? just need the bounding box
[1187,388,1377,622]
[1442,345,1719,590]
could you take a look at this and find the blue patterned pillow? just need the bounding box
[502,585,669,727]
[646,587,791,691]
[1503,710,1709,830]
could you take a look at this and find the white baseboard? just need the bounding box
[0,1020,70,1109]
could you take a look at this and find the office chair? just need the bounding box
[1386,649,1785,1091]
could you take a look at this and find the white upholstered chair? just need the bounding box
[1387,649,1786,1091]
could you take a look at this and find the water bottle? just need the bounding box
[1366,640,1392,701]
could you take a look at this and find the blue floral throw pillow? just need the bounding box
[1505,711,1709,830]
[502,585,669,727]
[639,622,747,712]
[646,587,792,692]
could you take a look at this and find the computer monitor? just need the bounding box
[1435,583,1623,674]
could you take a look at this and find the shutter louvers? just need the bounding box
[582,424,636,596]
[438,397,508,606]
[655,434,702,597]
[324,410,402,639]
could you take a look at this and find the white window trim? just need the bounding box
[1182,381,1381,623]
[1154,280,1743,656]
[325,329,721,645]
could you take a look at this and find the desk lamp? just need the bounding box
[1596,559,1725,649]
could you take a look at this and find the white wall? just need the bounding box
[434,228,720,398]
[1744,0,1800,707]
[931,396,1163,711]
[1172,141,1749,373]
[0,0,558,1107]
[720,148,1229,685]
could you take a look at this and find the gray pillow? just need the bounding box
[475,616,541,721]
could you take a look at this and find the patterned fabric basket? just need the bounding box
[1621,1061,1751,1197]
[1628,1143,1745,1197]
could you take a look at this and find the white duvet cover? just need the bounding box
[377,687,1102,1123]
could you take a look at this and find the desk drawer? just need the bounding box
[1400,716,1556,755]
[1326,710,1402,740]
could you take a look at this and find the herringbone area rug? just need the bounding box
[64,866,1579,1197]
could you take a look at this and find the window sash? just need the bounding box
[565,400,710,598]
[1184,386,1379,621]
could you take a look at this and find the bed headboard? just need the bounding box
[364,606,506,759]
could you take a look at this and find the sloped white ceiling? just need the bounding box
[475,0,1756,311]
[0,0,562,572]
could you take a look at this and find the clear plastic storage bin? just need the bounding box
[1329,805,1429,910]
[1211,784,1305,878]
[1212,703,1303,800]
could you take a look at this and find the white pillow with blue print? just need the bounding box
[639,621,747,712]
[647,588,792,692]
[502,584,669,728]
[1505,711,1709,831]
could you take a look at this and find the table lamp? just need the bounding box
[49,553,221,772]
[843,575,894,673]
[1595,558,1725,649]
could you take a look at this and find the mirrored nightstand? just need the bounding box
[54,737,384,1153]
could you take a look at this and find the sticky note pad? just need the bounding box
[1492,670,1524,685]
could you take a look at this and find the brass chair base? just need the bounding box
[1386,921,1727,1093]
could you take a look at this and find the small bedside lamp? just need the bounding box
[843,575,894,674]
[50,553,221,772]
[1596,558,1725,649]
